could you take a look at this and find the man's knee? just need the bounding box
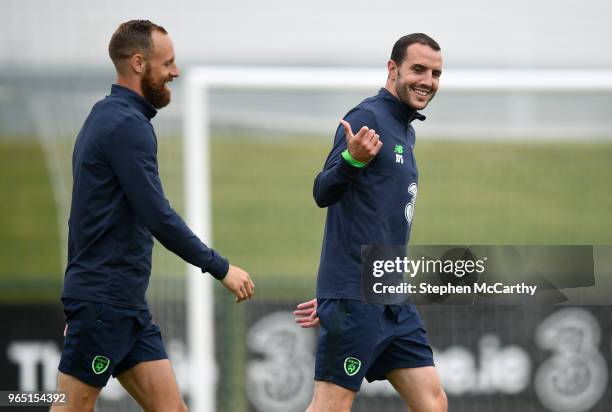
[434,388,448,412]
[409,387,447,412]
[174,400,188,412]
[72,391,98,411]
[307,399,351,412]
[145,400,189,412]
[49,390,97,412]
[168,400,188,412]
[147,400,188,412]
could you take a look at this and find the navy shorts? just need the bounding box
[58,299,168,387]
[314,299,434,391]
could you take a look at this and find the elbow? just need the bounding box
[314,195,329,208]
[313,180,329,208]
[313,189,335,208]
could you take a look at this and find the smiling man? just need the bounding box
[51,20,254,411]
[294,34,447,412]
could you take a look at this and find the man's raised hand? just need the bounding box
[340,119,383,164]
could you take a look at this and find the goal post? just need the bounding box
[182,66,612,412]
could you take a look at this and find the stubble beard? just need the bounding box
[395,78,435,111]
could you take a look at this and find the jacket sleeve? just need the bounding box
[313,108,378,208]
[107,119,229,279]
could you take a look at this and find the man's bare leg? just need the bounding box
[117,359,187,412]
[50,372,101,412]
[306,381,356,412]
[387,366,447,412]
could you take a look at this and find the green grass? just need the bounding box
[209,137,326,286]
[411,141,612,244]
[0,140,62,300]
[2,136,612,301]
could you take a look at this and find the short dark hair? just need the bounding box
[108,20,167,68]
[390,33,441,65]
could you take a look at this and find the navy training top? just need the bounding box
[314,88,425,300]
[62,84,229,308]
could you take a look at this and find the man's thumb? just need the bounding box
[339,119,353,141]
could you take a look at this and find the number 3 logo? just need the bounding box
[405,183,417,224]
[534,308,608,412]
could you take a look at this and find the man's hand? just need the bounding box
[221,265,255,303]
[293,298,319,328]
[340,119,382,164]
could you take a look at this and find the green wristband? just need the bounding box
[341,149,366,168]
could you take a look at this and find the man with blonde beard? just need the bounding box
[52,20,254,411]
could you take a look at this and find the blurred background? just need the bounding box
[1,1,612,411]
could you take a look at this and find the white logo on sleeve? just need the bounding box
[404,183,417,224]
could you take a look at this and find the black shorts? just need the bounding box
[314,299,434,391]
[58,299,167,387]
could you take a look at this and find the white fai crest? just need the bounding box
[404,183,418,224]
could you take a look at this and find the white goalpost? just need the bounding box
[182,66,612,412]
